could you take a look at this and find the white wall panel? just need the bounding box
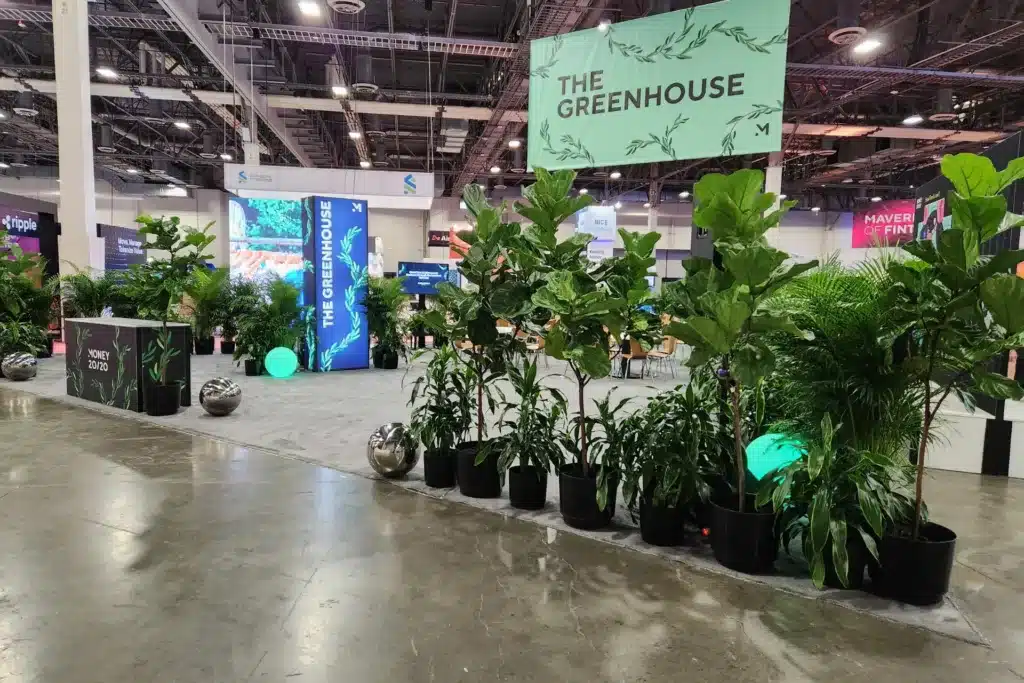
[369,209,427,272]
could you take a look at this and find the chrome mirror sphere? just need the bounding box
[1,353,37,381]
[367,422,419,479]
[198,377,242,416]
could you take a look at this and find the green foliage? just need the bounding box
[134,215,216,384]
[619,383,720,516]
[885,152,1024,536]
[232,278,303,364]
[220,278,262,339]
[407,346,473,454]
[756,416,918,589]
[0,228,50,356]
[60,269,118,318]
[185,267,229,339]
[361,275,408,356]
[663,169,816,509]
[494,359,567,474]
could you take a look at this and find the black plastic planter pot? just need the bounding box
[244,358,262,376]
[194,337,215,355]
[709,494,778,574]
[456,442,501,498]
[37,336,54,359]
[559,464,618,530]
[144,383,181,416]
[372,347,399,369]
[639,496,689,547]
[873,523,956,605]
[823,535,869,590]
[423,449,457,489]
[509,465,548,510]
[220,340,236,355]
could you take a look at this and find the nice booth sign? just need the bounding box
[527,0,790,169]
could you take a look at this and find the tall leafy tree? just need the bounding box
[885,153,1024,537]
[665,169,817,511]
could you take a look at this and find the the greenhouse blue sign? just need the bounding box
[303,196,369,371]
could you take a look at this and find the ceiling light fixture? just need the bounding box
[811,206,821,213]
[643,201,651,208]
[490,165,501,174]
[852,37,882,55]
[902,114,924,126]
[778,194,787,200]
[609,170,621,180]
[507,139,521,149]
[125,168,139,174]
[614,200,622,209]
[220,152,233,161]
[95,67,119,80]
[332,85,349,97]
[359,160,371,168]
[348,130,362,139]
[679,191,690,199]
[871,196,883,202]
[890,89,900,95]
[597,19,612,32]
[298,1,321,17]
[579,188,588,194]
[173,120,191,130]
[0,162,10,170]
[841,178,854,184]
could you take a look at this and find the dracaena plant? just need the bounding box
[755,415,917,589]
[885,152,1024,538]
[135,215,216,385]
[494,359,567,475]
[407,345,472,455]
[664,169,818,512]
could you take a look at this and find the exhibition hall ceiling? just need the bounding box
[0,0,1021,207]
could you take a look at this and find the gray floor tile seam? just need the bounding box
[2,385,988,648]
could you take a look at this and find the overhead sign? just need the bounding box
[576,206,616,262]
[303,196,369,371]
[428,230,450,247]
[0,206,39,235]
[397,261,450,295]
[225,165,435,210]
[852,200,917,248]
[527,0,790,170]
[98,224,146,270]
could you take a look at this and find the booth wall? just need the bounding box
[368,209,426,272]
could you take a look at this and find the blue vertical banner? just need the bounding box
[302,196,369,371]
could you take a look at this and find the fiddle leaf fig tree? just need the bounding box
[886,152,1024,538]
[664,169,817,511]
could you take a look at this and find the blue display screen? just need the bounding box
[303,196,369,371]
[397,262,450,295]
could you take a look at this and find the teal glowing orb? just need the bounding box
[264,347,298,378]
[747,433,804,480]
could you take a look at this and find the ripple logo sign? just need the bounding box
[1,211,38,234]
[403,174,417,195]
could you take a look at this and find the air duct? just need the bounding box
[365,115,385,138]
[493,174,507,190]
[510,148,525,173]
[149,152,168,175]
[815,137,837,157]
[13,92,37,117]
[373,141,388,167]
[352,54,378,97]
[185,169,200,189]
[200,131,217,159]
[828,0,867,45]
[929,88,957,122]
[97,124,117,153]
[327,0,366,13]
[10,152,28,168]
[437,119,468,154]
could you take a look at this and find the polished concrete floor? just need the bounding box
[1,389,1023,682]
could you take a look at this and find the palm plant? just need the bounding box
[60,270,117,318]
[362,275,408,366]
[233,278,303,367]
[219,278,262,342]
[756,415,917,589]
[185,266,229,342]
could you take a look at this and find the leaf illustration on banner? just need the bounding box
[322,225,368,371]
[540,120,595,164]
[604,10,786,64]
[530,35,563,78]
[721,101,783,155]
[625,114,689,158]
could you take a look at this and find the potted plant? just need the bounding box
[233,279,302,376]
[619,383,719,547]
[362,275,407,368]
[60,269,116,319]
[219,279,261,355]
[755,415,917,589]
[872,152,1024,604]
[135,215,216,416]
[407,346,472,488]
[185,266,229,355]
[664,169,817,573]
[495,359,567,510]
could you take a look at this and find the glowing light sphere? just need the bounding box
[746,433,804,480]
[264,347,298,378]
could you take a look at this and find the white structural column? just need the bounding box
[53,0,98,273]
[764,151,784,248]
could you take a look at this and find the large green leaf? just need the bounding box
[974,249,1024,282]
[938,228,969,271]
[684,317,731,354]
[571,344,612,378]
[749,314,812,340]
[809,490,831,556]
[941,153,999,198]
[997,157,1024,193]
[981,274,1024,334]
[531,288,567,315]
[721,245,786,288]
[810,552,826,590]
[902,239,939,265]
[856,481,884,537]
[857,527,879,563]
[762,260,819,294]
[973,369,1024,400]
[732,342,775,386]
[700,291,750,339]
[948,193,1007,244]
[830,519,849,588]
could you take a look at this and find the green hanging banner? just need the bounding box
[527,0,790,170]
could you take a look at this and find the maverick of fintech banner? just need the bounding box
[527,0,790,170]
[852,200,917,248]
[302,196,369,372]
